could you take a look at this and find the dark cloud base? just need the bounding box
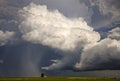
[0,42,62,77]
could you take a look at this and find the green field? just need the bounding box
[0,77,120,81]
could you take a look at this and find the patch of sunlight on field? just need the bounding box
[0,77,120,81]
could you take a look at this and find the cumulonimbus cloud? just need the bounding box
[19,3,100,70]
[19,3,120,71]
[19,3,100,51]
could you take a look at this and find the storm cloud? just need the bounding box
[19,3,100,70]
[18,3,120,72]
[0,0,120,77]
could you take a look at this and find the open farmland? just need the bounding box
[0,77,120,81]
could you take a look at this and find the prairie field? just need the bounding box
[0,77,120,81]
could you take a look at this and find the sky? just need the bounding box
[0,0,120,77]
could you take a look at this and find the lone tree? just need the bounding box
[41,73,44,78]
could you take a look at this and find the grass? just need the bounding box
[0,77,120,81]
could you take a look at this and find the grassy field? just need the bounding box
[0,77,120,81]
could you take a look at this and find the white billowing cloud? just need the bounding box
[0,30,15,46]
[108,27,120,40]
[19,3,100,70]
[75,38,120,70]
[19,3,100,51]
[19,3,120,71]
